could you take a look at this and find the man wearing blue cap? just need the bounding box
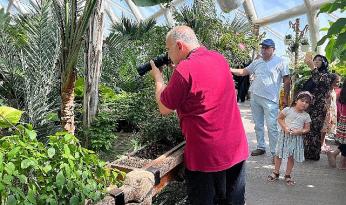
[231,39,290,161]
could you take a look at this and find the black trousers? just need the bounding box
[339,144,346,157]
[185,161,246,205]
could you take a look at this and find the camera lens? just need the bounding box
[137,53,171,76]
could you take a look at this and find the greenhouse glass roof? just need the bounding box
[1,0,345,57]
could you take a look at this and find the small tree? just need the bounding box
[52,0,97,133]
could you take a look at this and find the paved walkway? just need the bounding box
[239,101,346,205]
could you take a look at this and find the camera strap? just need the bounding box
[186,47,199,59]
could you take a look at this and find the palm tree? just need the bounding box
[52,0,97,133]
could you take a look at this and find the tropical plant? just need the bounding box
[173,2,222,49]
[52,0,97,133]
[0,106,123,204]
[0,2,60,136]
[0,8,26,110]
[317,0,346,65]
[331,64,346,78]
[17,1,61,135]
[111,17,156,40]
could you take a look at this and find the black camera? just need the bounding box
[137,53,171,76]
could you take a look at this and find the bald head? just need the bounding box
[166,26,200,47]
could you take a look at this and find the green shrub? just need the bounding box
[0,106,123,204]
[85,110,118,151]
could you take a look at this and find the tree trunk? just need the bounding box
[61,70,77,134]
[83,0,105,145]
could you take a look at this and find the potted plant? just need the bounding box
[284,34,292,45]
[300,37,309,52]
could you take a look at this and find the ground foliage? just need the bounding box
[0,106,124,204]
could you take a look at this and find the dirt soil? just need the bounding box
[134,141,181,160]
[153,181,188,205]
[115,156,152,168]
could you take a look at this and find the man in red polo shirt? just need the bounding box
[150,25,248,205]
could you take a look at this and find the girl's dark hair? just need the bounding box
[329,73,339,87]
[339,78,346,104]
[291,91,314,107]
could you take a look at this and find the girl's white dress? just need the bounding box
[275,107,311,162]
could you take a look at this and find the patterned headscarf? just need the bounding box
[302,54,329,92]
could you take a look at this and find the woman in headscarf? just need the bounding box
[301,54,333,160]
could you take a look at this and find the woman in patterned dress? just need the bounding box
[301,54,333,160]
[327,78,346,169]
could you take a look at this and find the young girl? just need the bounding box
[268,91,312,185]
[327,78,346,169]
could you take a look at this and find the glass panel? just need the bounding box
[156,14,167,26]
[253,0,305,19]
[110,3,136,21]
[0,0,8,8]
[109,0,134,19]
[137,5,161,19]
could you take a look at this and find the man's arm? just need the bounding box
[283,75,291,107]
[150,61,174,115]
[231,68,250,76]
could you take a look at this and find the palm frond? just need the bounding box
[111,16,156,40]
[0,9,26,109]
[228,12,252,34]
[17,0,61,132]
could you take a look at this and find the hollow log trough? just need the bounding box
[96,141,186,205]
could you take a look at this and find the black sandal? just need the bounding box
[284,175,295,186]
[267,172,279,182]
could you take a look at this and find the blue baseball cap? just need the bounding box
[260,39,275,48]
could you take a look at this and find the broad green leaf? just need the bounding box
[28,188,37,203]
[25,129,37,140]
[69,196,80,205]
[17,174,28,184]
[21,159,32,169]
[317,35,328,46]
[0,182,4,191]
[3,174,14,185]
[43,164,52,173]
[325,38,336,61]
[0,106,23,128]
[48,148,56,158]
[7,195,17,205]
[7,147,20,159]
[56,171,65,186]
[4,162,15,175]
[63,144,72,157]
[74,77,84,97]
[63,133,74,142]
[327,18,346,36]
[334,31,346,50]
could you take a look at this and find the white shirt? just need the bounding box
[245,55,289,103]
